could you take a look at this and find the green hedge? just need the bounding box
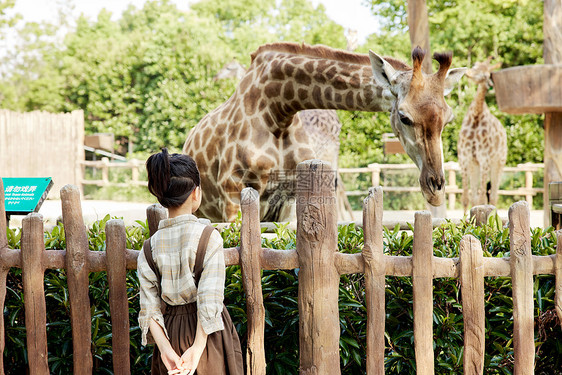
[4,214,561,374]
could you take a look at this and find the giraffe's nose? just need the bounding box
[427,174,445,193]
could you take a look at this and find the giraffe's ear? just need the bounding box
[369,50,397,91]
[443,67,467,96]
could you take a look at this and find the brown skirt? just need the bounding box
[151,303,244,375]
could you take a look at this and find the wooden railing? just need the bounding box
[340,162,544,209]
[81,158,543,211]
[1,160,561,374]
[80,157,146,188]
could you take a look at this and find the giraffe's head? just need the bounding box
[369,47,466,206]
[466,57,502,87]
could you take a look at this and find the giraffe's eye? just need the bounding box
[398,112,413,126]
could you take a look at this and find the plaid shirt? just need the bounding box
[137,214,225,346]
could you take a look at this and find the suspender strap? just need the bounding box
[194,225,215,286]
[143,239,162,296]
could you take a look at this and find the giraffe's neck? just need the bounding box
[243,48,393,128]
[469,83,490,119]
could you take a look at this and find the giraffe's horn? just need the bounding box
[411,46,426,82]
[432,51,453,81]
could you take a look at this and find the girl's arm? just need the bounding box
[149,318,182,371]
[179,320,208,372]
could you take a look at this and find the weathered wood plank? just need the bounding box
[296,160,339,375]
[509,202,534,375]
[0,178,8,375]
[146,204,167,236]
[459,235,485,374]
[106,220,130,375]
[407,0,432,73]
[493,65,562,114]
[22,213,50,374]
[544,112,562,227]
[240,188,266,375]
[0,178,6,249]
[470,205,496,227]
[61,185,93,374]
[412,211,434,375]
[0,267,7,375]
[555,230,561,322]
[362,187,385,375]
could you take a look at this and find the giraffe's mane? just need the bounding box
[250,42,412,71]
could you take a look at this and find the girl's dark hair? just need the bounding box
[146,148,200,208]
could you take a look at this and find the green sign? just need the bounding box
[2,177,53,214]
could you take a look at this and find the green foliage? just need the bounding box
[358,0,545,169]
[4,212,561,374]
[0,0,345,153]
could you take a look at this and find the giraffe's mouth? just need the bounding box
[419,169,446,207]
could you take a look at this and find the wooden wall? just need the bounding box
[0,110,84,198]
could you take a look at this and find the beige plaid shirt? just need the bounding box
[137,214,225,346]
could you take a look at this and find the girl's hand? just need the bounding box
[178,344,205,375]
[160,347,182,372]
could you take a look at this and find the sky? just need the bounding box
[9,0,379,44]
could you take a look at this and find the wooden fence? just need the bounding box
[81,157,145,188]
[0,110,85,198]
[1,160,561,374]
[81,158,544,212]
[340,161,544,209]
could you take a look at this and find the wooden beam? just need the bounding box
[362,187,385,375]
[509,202,534,374]
[240,188,266,375]
[22,214,50,373]
[543,0,562,227]
[460,235,485,374]
[61,185,93,374]
[106,220,131,375]
[296,160,339,374]
[407,0,432,73]
[412,211,434,374]
[493,66,562,114]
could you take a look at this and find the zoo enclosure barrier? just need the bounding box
[340,161,544,210]
[80,157,146,188]
[0,159,560,375]
[81,158,544,211]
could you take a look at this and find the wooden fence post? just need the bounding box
[447,168,457,211]
[524,169,534,206]
[102,157,110,186]
[554,230,562,322]
[106,219,130,375]
[61,185,93,374]
[470,205,496,227]
[240,187,266,375]
[509,201,534,375]
[412,211,434,375]
[362,187,385,375]
[21,213,50,374]
[369,163,381,187]
[459,235,485,374]
[131,159,140,184]
[0,178,8,375]
[147,204,167,236]
[296,160,339,375]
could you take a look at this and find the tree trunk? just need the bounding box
[543,0,562,226]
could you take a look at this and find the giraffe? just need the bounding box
[458,57,507,211]
[212,60,342,167]
[183,42,466,222]
[212,56,355,220]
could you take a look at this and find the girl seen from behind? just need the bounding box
[138,148,243,375]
